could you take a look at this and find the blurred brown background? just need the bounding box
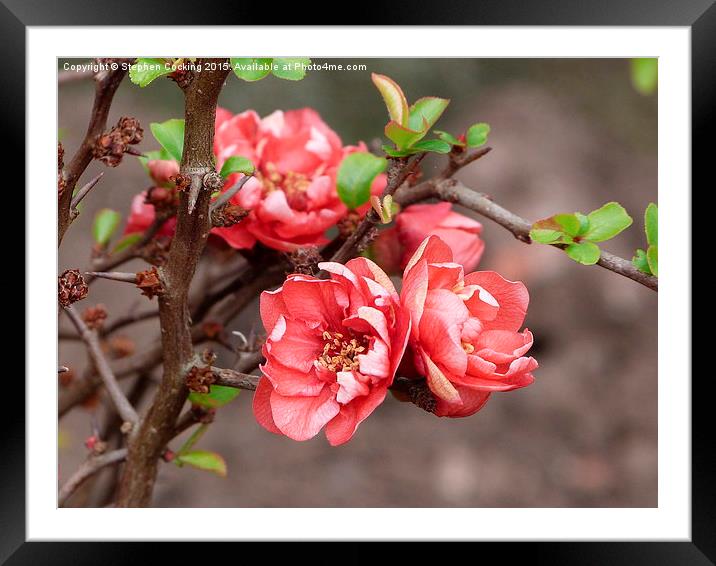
[58,58,657,507]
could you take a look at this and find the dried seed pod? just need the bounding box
[185,365,216,394]
[135,267,164,299]
[58,269,89,307]
[116,116,143,145]
[170,174,191,191]
[92,116,144,167]
[211,204,248,227]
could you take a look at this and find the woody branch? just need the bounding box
[115,59,231,507]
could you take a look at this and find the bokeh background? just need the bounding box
[58,58,657,507]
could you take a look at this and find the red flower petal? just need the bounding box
[269,385,340,441]
[463,271,529,332]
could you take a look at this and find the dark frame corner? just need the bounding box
[7,0,706,563]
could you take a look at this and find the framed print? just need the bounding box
[7,0,706,562]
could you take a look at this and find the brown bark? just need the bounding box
[115,60,230,507]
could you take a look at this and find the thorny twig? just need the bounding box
[209,174,253,213]
[69,172,104,218]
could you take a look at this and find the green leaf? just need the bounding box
[529,228,565,245]
[272,58,311,80]
[336,152,387,209]
[530,217,572,244]
[372,73,409,126]
[92,209,121,247]
[632,248,652,275]
[574,212,590,235]
[408,139,452,154]
[220,155,254,178]
[631,58,658,95]
[646,244,658,276]
[434,130,465,147]
[466,123,490,148]
[381,145,412,158]
[112,232,143,253]
[175,450,227,477]
[407,97,450,133]
[129,58,172,87]
[565,241,601,265]
[583,202,633,242]
[188,385,241,409]
[150,119,185,162]
[385,121,426,151]
[645,202,658,246]
[230,58,273,81]
[554,213,582,237]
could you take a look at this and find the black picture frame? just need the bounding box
[7,1,703,563]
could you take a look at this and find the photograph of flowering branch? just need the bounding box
[58,57,658,508]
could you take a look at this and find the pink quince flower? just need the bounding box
[253,257,411,445]
[123,159,179,238]
[212,108,385,252]
[374,202,485,274]
[400,235,537,417]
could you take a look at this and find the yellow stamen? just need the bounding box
[317,330,369,373]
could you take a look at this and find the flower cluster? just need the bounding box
[126,107,488,265]
[125,108,384,252]
[124,105,533,445]
[254,235,537,445]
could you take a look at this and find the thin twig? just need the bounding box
[86,271,138,284]
[88,213,172,281]
[440,146,492,178]
[209,174,253,213]
[431,179,658,291]
[69,172,104,216]
[58,448,128,506]
[64,306,139,426]
[211,367,260,391]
